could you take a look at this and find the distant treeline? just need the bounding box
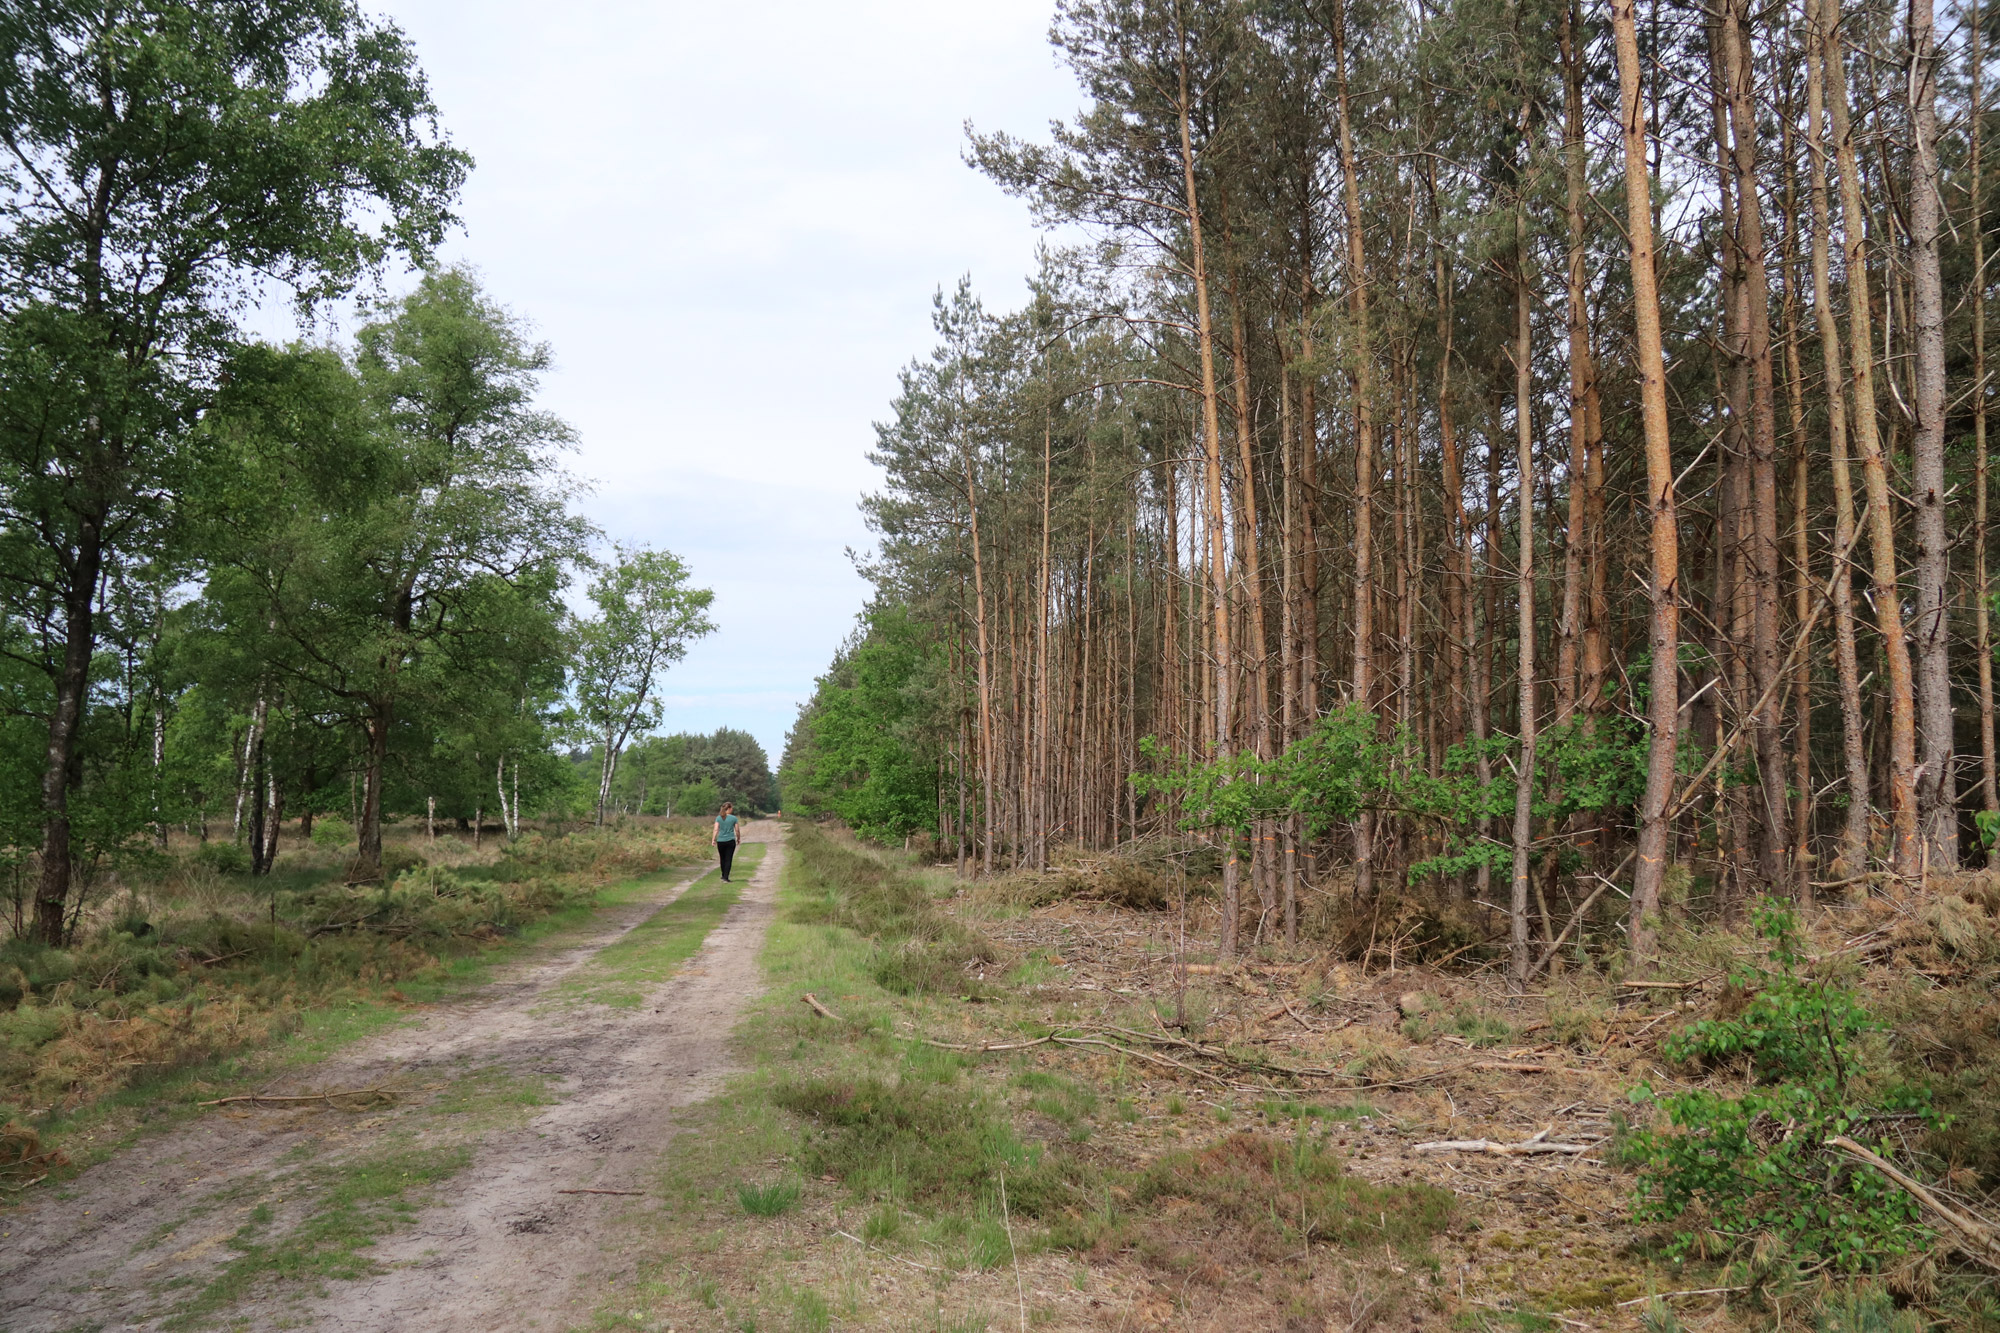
[590,729,777,818]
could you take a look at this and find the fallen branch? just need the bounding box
[918,1034,1059,1053]
[834,1228,945,1273]
[197,1087,386,1108]
[0,1173,48,1191]
[801,993,844,1022]
[1615,1286,1748,1308]
[1468,1298,1591,1330]
[1093,1023,1323,1076]
[1414,1127,1592,1156]
[1809,872,1886,891]
[1467,1061,1556,1073]
[1531,874,1617,977]
[1051,1035,1236,1086]
[1827,1135,2000,1271]
[556,1188,645,1196]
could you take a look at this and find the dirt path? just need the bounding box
[0,823,783,1333]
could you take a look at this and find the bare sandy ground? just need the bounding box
[0,822,782,1333]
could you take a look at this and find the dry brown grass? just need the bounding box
[872,861,2000,1329]
[1,820,715,1123]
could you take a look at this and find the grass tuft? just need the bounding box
[737,1178,802,1217]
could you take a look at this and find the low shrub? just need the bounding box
[871,937,996,997]
[1628,899,1939,1272]
[1060,1131,1453,1275]
[309,817,354,848]
[192,841,252,876]
[771,1073,1082,1214]
[1401,1003,1516,1048]
[787,822,996,995]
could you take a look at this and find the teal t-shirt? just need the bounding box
[715,814,739,842]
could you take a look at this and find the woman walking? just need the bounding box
[713,802,740,881]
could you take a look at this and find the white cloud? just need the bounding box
[354,0,1080,761]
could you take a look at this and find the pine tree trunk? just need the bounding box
[1171,12,1237,954]
[1613,0,1683,965]
[1225,210,1271,769]
[1555,0,1597,728]
[1299,268,1322,724]
[1333,0,1378,904]
[1907,0,1956,871]
[1435,234,1469,765]
[963,429,997,878]
[1826,0,1921,874]
[1806,0,1873,874]
[1509,205,1537,992]
[1777,115,1816,892]
[1720,0,1792,890]
[1038,416,1053,869]
[1975,0,1998,822]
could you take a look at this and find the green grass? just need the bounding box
[165,1141,471,1328]
[552,844,765,1008]
[1403,1004,1517,1049]
[149,1063,554,1327]
[737,1178,801,1216]
[585,823,1458,1331]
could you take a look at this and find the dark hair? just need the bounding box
[719,801,733,813]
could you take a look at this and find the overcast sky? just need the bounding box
[349,0,1081,769]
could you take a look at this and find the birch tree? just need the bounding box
[572,546,715,827]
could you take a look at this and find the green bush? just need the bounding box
[1628,900,1939,1272]
[192,840,251,875]
[309,816,354,847]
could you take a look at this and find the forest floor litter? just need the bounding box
[591,828,2000,1333]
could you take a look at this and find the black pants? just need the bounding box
[717,839,736,880]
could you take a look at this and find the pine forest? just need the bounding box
[786,0,2000,980]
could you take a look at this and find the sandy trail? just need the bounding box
[0,822,782,1333]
